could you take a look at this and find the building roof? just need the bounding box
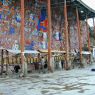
[72,0,95,20]
[51,0,95,20]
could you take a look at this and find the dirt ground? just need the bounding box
[0,64,95,95]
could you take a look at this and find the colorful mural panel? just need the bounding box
[0,0,88,51]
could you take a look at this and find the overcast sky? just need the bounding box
[81,0,95,27]
[82,0,95,9]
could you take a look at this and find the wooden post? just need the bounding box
[68,24,71,52]
[76,7,82,66]
[15,55,17,64]
[0,49,4,75]
[47,0,52,72]
[64,0,69,69]
[93,18,95,42]
[86,16,91,51]
[86,16,91,64]
[21,0,27,76]
[12,56,14,65]
[6,50,9,75]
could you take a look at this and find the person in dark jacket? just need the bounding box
[61,59,64,69]
[14,65,20,73]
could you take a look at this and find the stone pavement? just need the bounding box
[0,65,95,95]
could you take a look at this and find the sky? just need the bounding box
[81,0,95,27]
[82,0,95,9]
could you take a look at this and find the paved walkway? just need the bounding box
[0,65,95,95]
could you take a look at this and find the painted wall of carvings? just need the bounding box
[0,0,88,51]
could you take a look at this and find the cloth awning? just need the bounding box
[81,51,91,55]
[38,49,66,53]
[7,49,39,54]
